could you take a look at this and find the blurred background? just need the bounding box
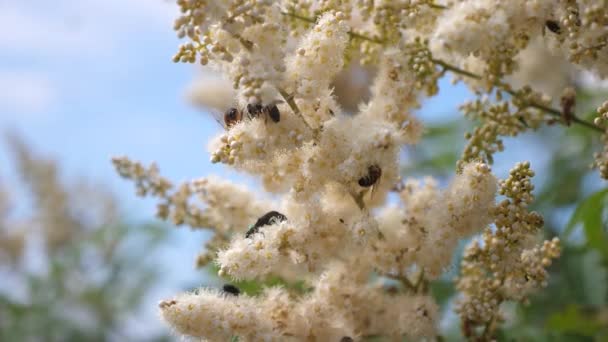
[1,0,607,341]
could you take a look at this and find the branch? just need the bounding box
[282,12,604,133]
[384,273,417,292]
[432,62,604,133]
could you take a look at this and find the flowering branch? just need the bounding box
[283,11,604,133]
[110,0,608,340]
[432,59,604,133]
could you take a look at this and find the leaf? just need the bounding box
[546,305,602,337]
[429,280,455,307]
[579,251,608,307]
[563,189,608,258]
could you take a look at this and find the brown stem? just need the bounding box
[479,315,496,341]
[432,59,604,133]
[428,3,449,9]
[384,273,417,292]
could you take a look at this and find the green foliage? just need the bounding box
[564,189,608,259]
[0,222,170,342]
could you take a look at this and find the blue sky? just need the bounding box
[0,0,562,338]
[0,0,481,223]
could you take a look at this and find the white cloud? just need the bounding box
[0,0,177,57]
[0,70,56,116]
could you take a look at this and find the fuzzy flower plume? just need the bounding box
[107,0,589,340]
[160,287,291,341]
[162,260,438,341]
[360,49,424,145]
[418,162,497,278]
[372,162,497,279]
[186,70,235,112]
[285,12,350,127]
[593,100,608,179]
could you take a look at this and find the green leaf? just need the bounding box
[563,189,608,258]
[429,280,455,307]
[546,305,602,337]
[579,251,608,307]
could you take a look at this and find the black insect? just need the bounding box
[545,20,561,34]
[340,337,354,342]
[247,103,264,117]
[245,211,287,238]
[560,88,576,126]
[266,104,281,122]
[222,283,241,296]
[248,102,281,123]
[212,101,282,130]
[224,107,243,127]
[358,164,382,187]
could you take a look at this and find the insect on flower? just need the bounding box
[358,164,382,187]
[158,299,177,309]
[223,107,243,127]
[544,20,561,34]
[222,283,241,296]
[212,101,283,129]
[245,211,287,238]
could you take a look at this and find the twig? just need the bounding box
[282,12,604,133]
[281,11,386,44]
[432,60,604,133]
[479,315,496,341]
[276,88,312,131]
[384,273,417,292]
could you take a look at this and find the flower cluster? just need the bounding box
[592,100,608,178]
[109,0,608,340]
[161,261,438,341]
[455,162,561,340]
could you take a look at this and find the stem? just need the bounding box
[432,58,481,80]
[281,11,386,44]
[349,30,385,44]
[479,315,496,341]
[428,3,449,9]
[524,99,603,132]
[385,273,417,292]
[281,11,315,24]
[434,58,604,133]
[414,269,427,292]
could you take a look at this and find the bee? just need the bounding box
[544,20,561,34]
[560,87,576,126]
[358,164,382,187]
[214,101,282,129]
[223,107,243,127]
[158,299,177,309]
[245,211,288,238]
[222,283,241,296]
[247,102,281,123]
